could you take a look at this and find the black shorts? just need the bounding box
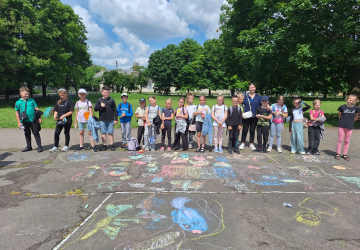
[196,121,203,133]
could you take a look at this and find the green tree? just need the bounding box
[80,65,106,90]
[219,0,360,97]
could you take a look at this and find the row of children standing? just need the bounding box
[15,86,359,161]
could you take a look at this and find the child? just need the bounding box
[211,95,228,153]
[227,96,242,154]
[94,86,118,151]
[268,95,288,153]
[193,95,211,152]
[173,97,189,151]
[255,96,272,153]
[74,88,97,152]
[289,98,311,154]
[160,98,174,151]
[49,89,74,152]
[335,95,359,161]
[117,93,133,148]
[15,86,43,152]
[185,93,196,149]
[307,99,325,155]
[135,98,147,148]
[236,92,245,147]
[144,95,162,151]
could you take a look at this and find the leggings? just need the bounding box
[241,117,257,144]
[337,127,353,155]
[161,123,172,147]
[213,126,224,147]
[54,123,71,147]
[269,122,283,148]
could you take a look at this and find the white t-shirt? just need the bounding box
[212,104,228,127]
[186,104,195,121]
[195,105,211,122]
[272,104,288,117]
[75,99,92,123]
[135,106,146,126]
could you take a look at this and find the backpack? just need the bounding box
[119,102,132,114]
[127,137,139,151]
[228,106,241,119]
[175,106,190,125]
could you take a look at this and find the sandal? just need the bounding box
[335,154,340,160]
[196,147,201,152]
[200,147,205,153]
[342,155,350,161]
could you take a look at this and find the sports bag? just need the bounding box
[127,137,139,151]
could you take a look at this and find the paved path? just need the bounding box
[1,128,360,249]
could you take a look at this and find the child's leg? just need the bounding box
[120,122,126,143]
[161,127,166,147]
[313,126,321,152]
[125,122,131,143]
[269,122,276,147]
[166,124,172,147]
[263,126,270,148]
[30,122,41,147]
[23,122,32,147]
[297,123,304,153]
[218,126,224,149]
[101,134,107,145]
[343,128,353,155]
[213,126,219,147]
[308,126,315,152]
[336,127,345,154]
[290,123,297,152]
[88,130,95,147]
[276,123,282,148]
[144,124,150,149]
[137,126,144,146]
[249,118,257,145]
[151,125,157,149]
[79,130,85,146]
[189,131,194,146]
[241,119,250,144]
[201,135,206,147]
[64,123,71,147]
[256,126,262,149]
[197,132,201,148]
[100,121,107,145]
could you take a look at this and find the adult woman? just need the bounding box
[239,83,262,150]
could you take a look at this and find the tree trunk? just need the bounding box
[5,88,10,102]
[350,66,360,104]
[230,89,235,96]
[208,89,211,97]
[42,82,47,99]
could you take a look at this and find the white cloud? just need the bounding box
[72,5,112,46]
[113,27,150,57]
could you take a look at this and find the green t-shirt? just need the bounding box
[15,98,37,122]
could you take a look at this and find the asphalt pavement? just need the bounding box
[1,127,360,250]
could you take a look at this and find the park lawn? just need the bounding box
[0,93,358,128]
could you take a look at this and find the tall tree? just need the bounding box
[219,0,360,96]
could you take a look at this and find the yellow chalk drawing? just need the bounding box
[333,166,346,170]
[293,198,338,227]
[130,231,181,249]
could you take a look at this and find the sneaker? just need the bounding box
[263,148,267,153]
[144,147,150,151]
[307,151,312,155]
[151,148,155,151]
[181,148,187,151]
[21,146,32,152]
[256,148,263,152]
[315,151,320,155]
[214,147,219,153]
[291,151,296,154]
[219,148,224,153]
[267,146,272,152]
[166,147,171,151]
[159,147,165,151]
[110,145,116,151]
[239,143,245,150]
[37,146,43,153]
[228,148,233,154]
[300,151,306,155]
[189,144,193,149]
[62,146,69,152]
[249,144,256,150]
[92,146,98,152]
[121,142,126,148]
[277,147,282,153]
[49,147,59,153]
[101,145,107,151]
[234,148,240,154]
[77,146,84,151]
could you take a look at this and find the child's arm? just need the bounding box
[221,108,228,124]
[145,107,151,126]
[54,111,59,120]
[15,111,21,128]
[355,113,359,122]
[170,111,175,120]
[264,111,272,120]
[126,105,133,117]
[74,109,79,126]
[338,111,342,120]
[302,102,311,112]
[89,106,93,117]
[59,110,74,120]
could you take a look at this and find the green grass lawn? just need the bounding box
[0,93,357,128]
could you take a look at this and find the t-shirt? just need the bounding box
[175,106,188,121]
[148,105,159,120]
[337,105,360,130]
[212,104,228,127]
[75,99,92,123]
[54,100,74,124]
[195,105,211,122]
[186,104,195,121]
[94,97,118,121]
[308,110,324,127]
[15,98,37,123]
[162,108,174,125]
[256,107,271,126]
[272,103,288,123]
[135,107,146,126]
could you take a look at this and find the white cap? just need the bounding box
[78,88,87,94]
[121,93,128,97]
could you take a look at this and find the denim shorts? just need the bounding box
[78,122,89,131]
[100,121,114,134]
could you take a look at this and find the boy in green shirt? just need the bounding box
[15,87,43,152]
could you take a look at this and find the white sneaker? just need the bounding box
[300,151,306,155]
[267,146,272,152]
[239,143,245,150]
[291,151,296,154]
[62,146,69,152]
[189,144,193,149]
[249,144,256,151]
[277,147,282,153]
[49,147,59,153]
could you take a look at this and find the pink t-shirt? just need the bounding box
[175,106,188,120]
[308,110,324,126]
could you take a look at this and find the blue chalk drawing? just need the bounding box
[213,167,237,179]
[151,177,163,183]
[171,197,208,234]
[251,175,287,186]
[180,153,190,158]
[67,153,91,161]
[215,156,229,163]
[130,155,144,160]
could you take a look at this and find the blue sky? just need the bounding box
[60,0,224,70]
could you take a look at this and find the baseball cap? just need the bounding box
[262,96,269,101]
[78,88,86,94]
[121,93,128,97]
[139,98,146,103]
